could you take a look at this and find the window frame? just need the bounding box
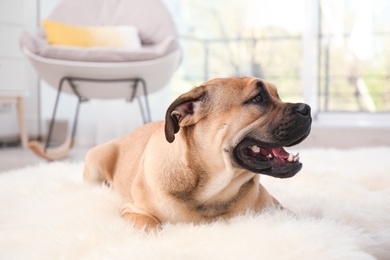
[302,0,390,128]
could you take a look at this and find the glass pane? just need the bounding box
[319,0,390,112]
[167,0,305,102]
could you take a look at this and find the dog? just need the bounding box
[83,77,312,231]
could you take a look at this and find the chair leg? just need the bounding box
[29,78,79,160]
[45,78,66,151]
[33,76,148,160]
[69,96,84,147]
[136,96,150,124]
[136,79,151,124]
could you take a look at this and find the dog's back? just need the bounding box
[83,121,163,198]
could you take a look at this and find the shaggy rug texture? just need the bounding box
[0,148,390,259]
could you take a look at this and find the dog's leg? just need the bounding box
[255,184,284,210]
[121,202,161,232]
[83,142,119,185]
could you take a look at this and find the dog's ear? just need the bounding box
[165,86,207,143]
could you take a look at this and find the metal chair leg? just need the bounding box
[45,76,149,152]
[45,78,66,151]
[68,96,83,147]
[45,78,86,151]
[68,79,88,147]
[135,79,151,124]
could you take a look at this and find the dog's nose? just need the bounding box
[294,103,311,116]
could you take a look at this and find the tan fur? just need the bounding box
[84,77,306,231]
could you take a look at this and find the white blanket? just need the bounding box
[1,148,389,259]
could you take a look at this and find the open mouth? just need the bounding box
[233,138,305,178]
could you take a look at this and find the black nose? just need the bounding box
[294,103,311,116]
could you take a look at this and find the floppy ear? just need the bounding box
[164,86,207,143]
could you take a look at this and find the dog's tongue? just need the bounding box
[271,147,290,159]
[259,147,290,159]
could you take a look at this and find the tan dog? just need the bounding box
[84,77,312,231]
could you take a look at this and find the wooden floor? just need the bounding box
[0,145,90,173]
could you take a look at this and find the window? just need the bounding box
[167,0,390,117]
[319,0,390,112]
[167,0,306,103]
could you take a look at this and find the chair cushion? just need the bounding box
[44,0,177,46]
[20,31,179,62]
[42,19,142,49]
[19,0,180,62]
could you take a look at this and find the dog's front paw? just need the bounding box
[121,203,161,232]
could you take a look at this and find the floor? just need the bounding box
[0,145,90,173]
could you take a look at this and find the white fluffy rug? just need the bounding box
[1,148,390,259]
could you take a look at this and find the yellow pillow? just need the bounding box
[42,19,141,49]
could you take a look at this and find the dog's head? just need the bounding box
[164,77,312,178]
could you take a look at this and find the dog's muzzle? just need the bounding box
[233,103,312,178]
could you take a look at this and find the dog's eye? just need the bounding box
[251,94,263,103]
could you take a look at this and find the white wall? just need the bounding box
[0,0,39,140]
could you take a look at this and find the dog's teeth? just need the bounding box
[293,152,300,162]
[267,154,273,159]
[287,154,294,162]
[250,146,260,153]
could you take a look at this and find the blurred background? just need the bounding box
[0,0,389,166]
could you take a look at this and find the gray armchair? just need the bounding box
[20,0,181,160]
